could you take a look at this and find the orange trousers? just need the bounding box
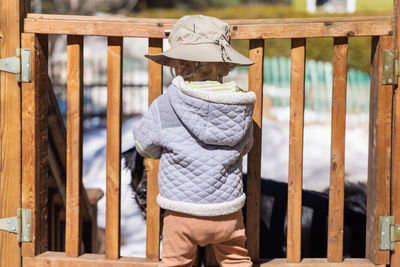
[161,209,252,267]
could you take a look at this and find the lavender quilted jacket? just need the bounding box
[133,76,255,216]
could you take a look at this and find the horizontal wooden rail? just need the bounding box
[260,258,378,267]
[23,252,159,267]
[24,14,392,39]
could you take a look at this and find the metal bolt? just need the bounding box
[388,79,393,83]
[385,65,389,70]
[26,224,30,228]
[382,232,386,235]
[12,226,16,232]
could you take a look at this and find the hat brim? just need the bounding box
[145,43,254,67]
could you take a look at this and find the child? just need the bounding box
[133,15,256,267]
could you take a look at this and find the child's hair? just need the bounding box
[170,60,235,82]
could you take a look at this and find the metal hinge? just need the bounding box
[379,216,400,250]
[0,48,32,82]
[382,50,400,85]
[0,208,32,242]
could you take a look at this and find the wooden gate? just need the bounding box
[2,0,400,266]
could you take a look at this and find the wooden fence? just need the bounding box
[49,56,371,120]
[7,12,397,267]
[263,57,371,113]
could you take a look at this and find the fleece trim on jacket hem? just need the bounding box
[172,76,256,105]
[157,193,246,216]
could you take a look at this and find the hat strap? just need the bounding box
[213,36,231,62]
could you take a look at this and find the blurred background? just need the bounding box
[34,0,393,257]
[39,0,392,122]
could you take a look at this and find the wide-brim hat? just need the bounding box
[145,15,254,67]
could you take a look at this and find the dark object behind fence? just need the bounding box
[122,146,366,259]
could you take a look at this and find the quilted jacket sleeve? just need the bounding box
[241,121,254,156]
[132,99,163,159]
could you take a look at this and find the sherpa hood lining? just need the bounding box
[171,76,256,105]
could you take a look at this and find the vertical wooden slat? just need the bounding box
[65,35,84,257]
[246,39,264,262]
[146,38,163,261]
[287,38,306,263]
[327,37,348,262]
[0,0,30,265]
[366,35,392,265]
[392,0,400,265]
[105,36,123,259]
[21,33,49,257]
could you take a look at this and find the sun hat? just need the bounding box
[145,15,254,66]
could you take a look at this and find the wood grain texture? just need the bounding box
[21,33,49,256]
[23,251,159,267]
[327,37,348,262]
[0,0,29,266]
[26,13,391,23]
[105,36,123,259]
[24,14,392,39]
[246,39,264,262]
[393,0,400,264]
[287,38,306,263]
[259,258,377,267]
[366,35,392,265]
[66,35,84,257]
[146,38,163,261]
[392,2,400,266]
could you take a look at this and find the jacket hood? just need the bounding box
[167,76,255,146]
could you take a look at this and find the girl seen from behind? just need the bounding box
[133,15,256,267]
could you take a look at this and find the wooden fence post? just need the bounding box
[0,0,30,266]
[146,38,163,262]
[327,36,348,263]
[65,35,84,257]
[21,33,49,257]
[392,0,400,265]
[247,39,264,262]
[366,35,392,266]
[287,38,306,263]
[106,36,123,259]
